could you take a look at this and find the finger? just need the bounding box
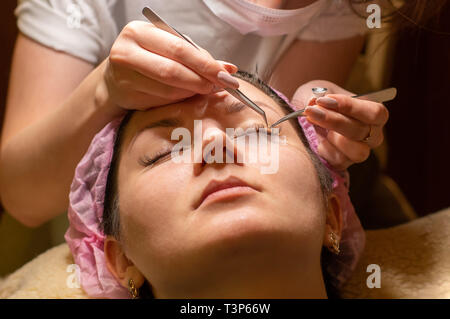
[317,138,353,171]
[111,65,196,100]
[363,125,384,148]
[317,94,389,125]
[326,131,371,164]
[304,105,370,142]
[111,41,215,94]
[307,97,316,106]
[291,80,335,109]
[125,22,233,87]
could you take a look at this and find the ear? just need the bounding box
[322,194,343,249]
[104,236,146,290]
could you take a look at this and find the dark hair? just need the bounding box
[101,71,336,298]
[349,0,447,32]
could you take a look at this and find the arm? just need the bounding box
[269,35,365,99]
[0,34,121,227]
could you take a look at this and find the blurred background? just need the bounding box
[0,1,449,277]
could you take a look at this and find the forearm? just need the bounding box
[0,61,124,227]
[270,36,365,100]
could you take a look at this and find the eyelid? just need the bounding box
[139,143,193,168]
[139,144,173,168]
[139,120,278,167]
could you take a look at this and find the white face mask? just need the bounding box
[202,0,328,36]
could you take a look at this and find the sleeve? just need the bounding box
[297,0,368,42]
[15,0,119,65]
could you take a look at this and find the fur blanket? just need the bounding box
[1,208,449,298]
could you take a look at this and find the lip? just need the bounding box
[195,176,260,210]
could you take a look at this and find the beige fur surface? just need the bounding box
[0,244,88,299]
[1,208,449,299]
[341,208,450,298]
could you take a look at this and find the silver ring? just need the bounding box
[312,87,328,98]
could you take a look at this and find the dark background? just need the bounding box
[386,2,450,216]
[0,2,449,218]
[0,1,17,138]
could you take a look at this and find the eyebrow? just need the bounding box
[128,100,281,150]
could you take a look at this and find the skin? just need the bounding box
[104,78,343,298]
[292,80,389,170]
[0,0,386,227]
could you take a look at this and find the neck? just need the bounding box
[155,254,328,298]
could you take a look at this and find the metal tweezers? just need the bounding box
[142,7,268,126]
[269,87,398,128]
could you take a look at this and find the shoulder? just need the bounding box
[15,0,120,65]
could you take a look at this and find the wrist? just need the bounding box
[93,61,127,121]
[94,79,126,120]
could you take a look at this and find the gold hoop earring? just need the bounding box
[328,232,340,255]
[128,279,139,299]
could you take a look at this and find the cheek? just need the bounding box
[118,164,192,257]
[273,145,327,236]
[278,147,324,202]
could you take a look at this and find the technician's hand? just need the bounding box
[292,82,389,171]
[96,20,238,115]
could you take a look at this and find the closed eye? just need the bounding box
[139,149,172,167]
[139,122,278,167]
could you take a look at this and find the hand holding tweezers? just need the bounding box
[142,6,268,126]
[270,87,397,128]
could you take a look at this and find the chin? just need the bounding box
[196,203,298,259]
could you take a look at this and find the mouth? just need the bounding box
[195,176,260,210]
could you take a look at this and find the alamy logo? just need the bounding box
[366,4,382,29]
[167,120,286,175]
[66,264,81,289]
[366,264,381,288]
[66,4,82,29]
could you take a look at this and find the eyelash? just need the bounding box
[233,123,274,138]
[139,148,172,167]
[139,123,276,167]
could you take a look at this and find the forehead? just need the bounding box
[121,78,288,143]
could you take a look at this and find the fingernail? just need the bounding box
[307,97,316,106]
[306,106,326,121]
[217,71,240,89]
[316,97,338,109]
[220,61,238,74]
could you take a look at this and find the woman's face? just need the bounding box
[108,78,334,297]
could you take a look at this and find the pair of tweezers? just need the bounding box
[142,7,268,126]
[269,87,398,128]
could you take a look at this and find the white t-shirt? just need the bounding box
[15,0,368,74]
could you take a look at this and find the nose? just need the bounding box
[193,120,244,175]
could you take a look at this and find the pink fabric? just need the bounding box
[65,117,129,298]
[65,91,365,298]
